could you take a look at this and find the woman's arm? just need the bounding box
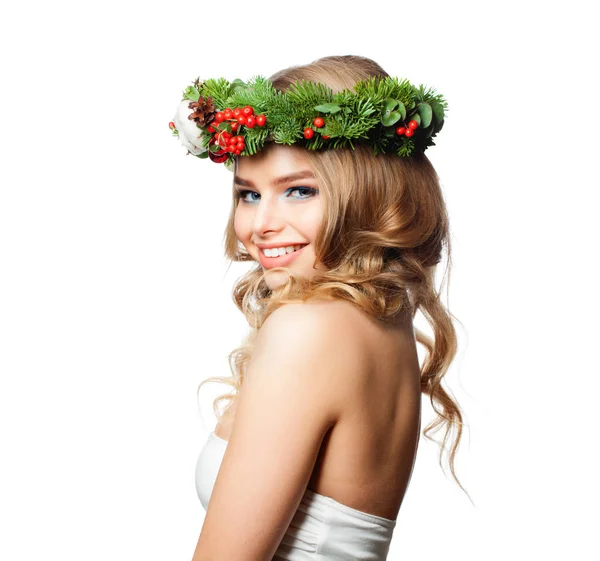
[191,302,352,561]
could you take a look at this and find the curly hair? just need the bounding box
[197,55,468,496]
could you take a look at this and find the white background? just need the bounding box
[1,1,598,559]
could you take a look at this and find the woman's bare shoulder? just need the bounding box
[261,299,373,375]
[215,300,372,441]
[265,299,368,328]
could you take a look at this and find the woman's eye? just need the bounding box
[238,187,318,203]
[238,190,260,202]
[289,187,318,199]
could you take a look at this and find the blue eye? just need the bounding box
[288,187,318,199]
[237,187,318,203]
[238,190,260,203]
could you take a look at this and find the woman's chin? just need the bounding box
[264,269,291,291]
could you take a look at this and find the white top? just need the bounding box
[195,431,397,561]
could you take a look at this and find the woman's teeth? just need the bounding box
[262,244,306,258]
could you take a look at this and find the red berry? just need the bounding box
[233,108,242,118]
[207,125,215,133]
[304,128,315,139]
[208,138,228,163]
[405,128,415,137]
[242,106,254,116]
[246,115,256,128]
[168,121,176,130]
[408,119,419,130]
[313,117,325,128]
[223,109,233,120]
[233,135,244,144]
[395,126,406,136]
[256,115,266,127]
[237,115,247,125]
[209,151,228,163]
[215,112,225,123]
[230,122,239,132]
[235,149,241,156]
[322,135,330,140]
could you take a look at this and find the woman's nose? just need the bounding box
[252,198,285,234]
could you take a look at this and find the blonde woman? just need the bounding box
[172,55,466,561]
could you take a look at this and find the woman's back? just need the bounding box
[214,299,422,521]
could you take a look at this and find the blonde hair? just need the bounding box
[198,55,468,496]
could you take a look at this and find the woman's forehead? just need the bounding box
[235,145,314,183]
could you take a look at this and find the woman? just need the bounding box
[171,55,466,561]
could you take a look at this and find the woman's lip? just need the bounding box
[258,244,307,269]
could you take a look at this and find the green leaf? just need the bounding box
[184,86,200,101]
[314,103,342,114]
[384,98,398,112]
[397,101,406,121]
[431,102,444,124]
[409,113,421,126]
[381,111,401,126]
[198,151,209,159]
[209,144,222,153]
[417,103,433,128]
[422,122,435,138]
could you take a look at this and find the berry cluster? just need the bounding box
[395,119,419,138]
[304,117,328,140]
[207,105,267,162]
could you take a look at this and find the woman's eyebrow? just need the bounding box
[272,171,316,185]
[234,170,316,188]
[233,177,254,187]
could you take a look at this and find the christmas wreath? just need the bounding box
[170,75,447,167]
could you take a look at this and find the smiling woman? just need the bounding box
[233,145,325,290]
[173,54,468,561]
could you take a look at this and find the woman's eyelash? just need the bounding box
[237,187,318,202]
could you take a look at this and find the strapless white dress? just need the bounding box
[195,431,396,560]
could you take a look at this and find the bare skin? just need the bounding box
[213,300,421,521]
[218,144,422,522]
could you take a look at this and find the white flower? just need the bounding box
[173,100,208,156]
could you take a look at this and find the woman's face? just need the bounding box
[234,144,324,290]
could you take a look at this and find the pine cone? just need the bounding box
[188,96,217,128]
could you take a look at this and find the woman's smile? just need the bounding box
[257,243,309,269]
